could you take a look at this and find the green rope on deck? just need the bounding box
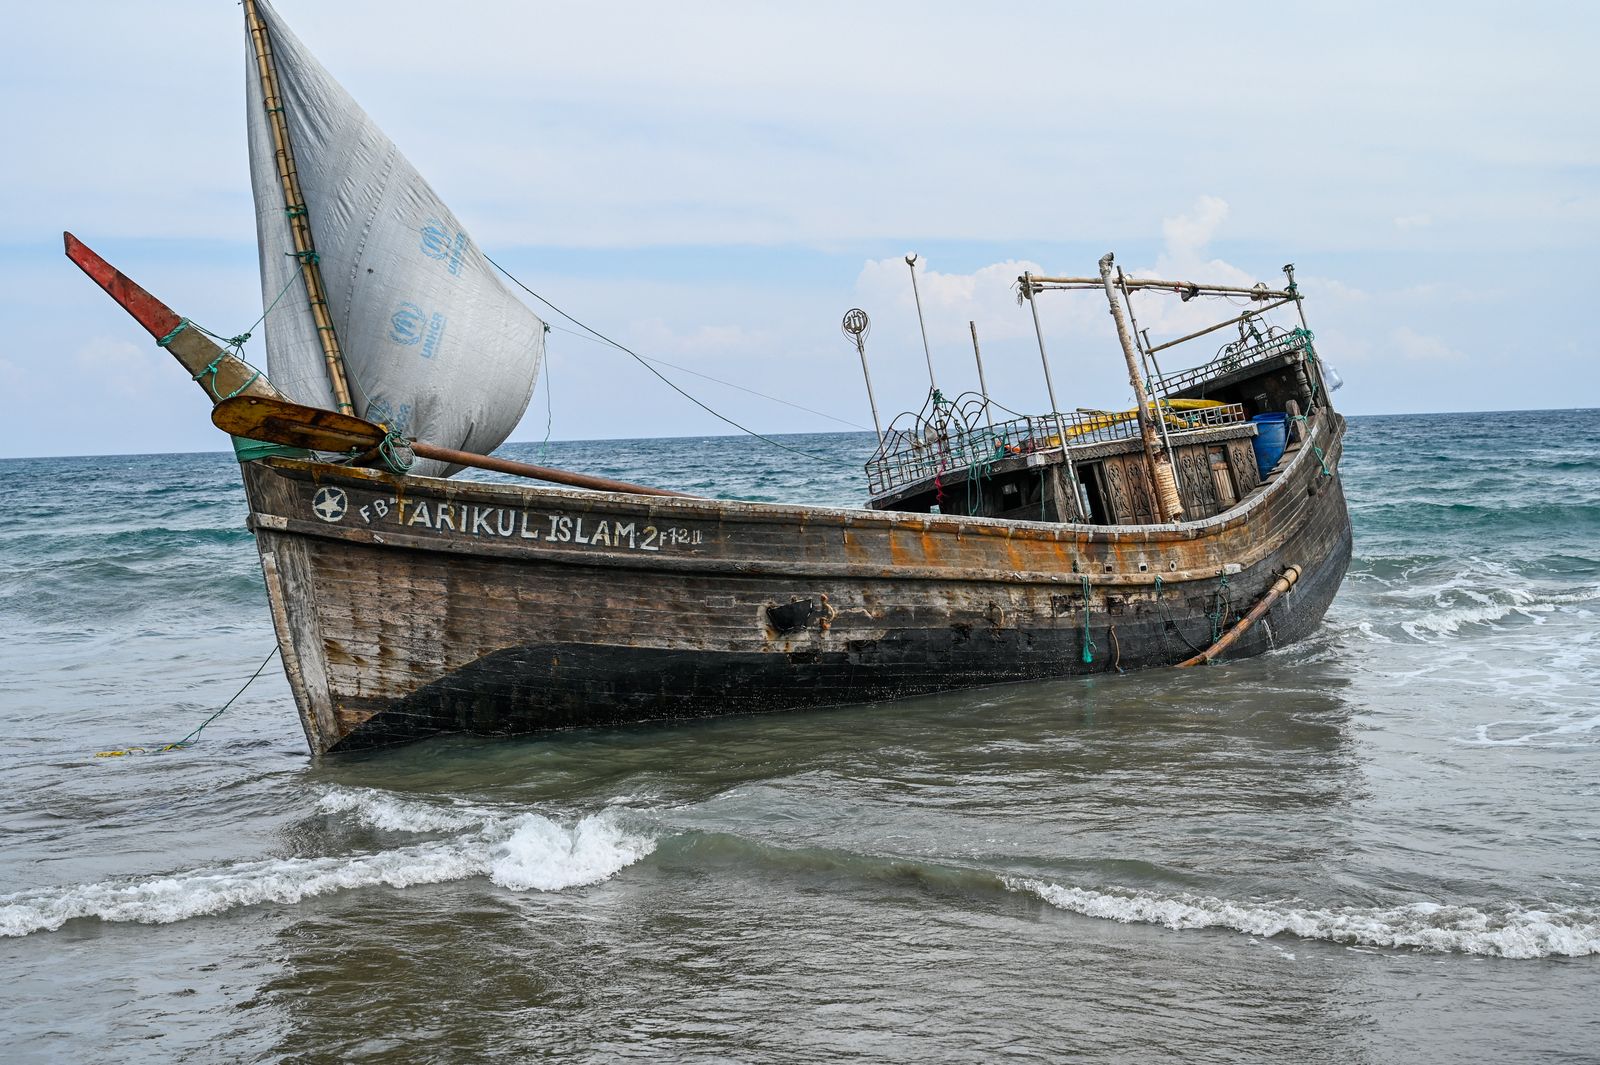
[1312,445,1331,477]
[1081,576,1097,665]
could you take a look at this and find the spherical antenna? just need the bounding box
[841,308,870,341]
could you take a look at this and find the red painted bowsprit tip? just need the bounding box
[62,231,182,341]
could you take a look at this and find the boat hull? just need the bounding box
[244,416,1350,754]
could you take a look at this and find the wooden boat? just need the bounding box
[66,2,1350,756]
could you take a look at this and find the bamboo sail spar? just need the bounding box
[244,0,546,477]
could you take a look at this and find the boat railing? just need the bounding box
[865,402,1250,497]
[1153,326,1315,396]
[866,411,1053,497]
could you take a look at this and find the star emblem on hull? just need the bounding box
[312,486,348,523]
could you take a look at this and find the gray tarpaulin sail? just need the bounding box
[245,0,544,477]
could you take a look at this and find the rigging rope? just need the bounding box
[548,325,870,432]
[537,347,554,466]
[486,255,859,468]
[155,268,302,401]
[95,646,279,757]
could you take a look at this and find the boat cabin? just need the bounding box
[862,262,1335,526]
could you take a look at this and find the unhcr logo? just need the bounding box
[420,218,466,276]
[390,302,448,359]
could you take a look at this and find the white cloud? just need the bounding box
[1391,325,1462,361]
[631,319,765,358]
[72,337,157,396]
[853,256,1049,345]
[1394,213,1433,230]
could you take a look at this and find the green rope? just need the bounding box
[965,454,995,515]
[1290,327,1325,407]
[378,429,415,474]
[1081,576,1097,665]
[95,646,279,757]
[156,319,190,348]
[1209,575,1231,643]
[1311,445,1331,477]
[163,271,300,399]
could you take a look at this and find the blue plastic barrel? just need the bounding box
[1251,413,1289,478]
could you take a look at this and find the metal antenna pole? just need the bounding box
[842,309,883,446]
[905,254,938,394]
[1021,272,1084,518]
[969,320,994,429]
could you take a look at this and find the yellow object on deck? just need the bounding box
[1063,399,1223,439]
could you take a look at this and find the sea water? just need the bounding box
[1,410,1597,1063]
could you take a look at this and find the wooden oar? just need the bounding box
[212,395,695,498]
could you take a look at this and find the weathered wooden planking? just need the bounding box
[245,412,1349,754]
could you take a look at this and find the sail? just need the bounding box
[245,0,544,476]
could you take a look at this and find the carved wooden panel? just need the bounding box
[1226,439,1260,495]
[1100,457,1132,524]
[1176,444,1218,517]
[1123,456,1157,524]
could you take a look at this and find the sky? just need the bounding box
[0,1,1595,459]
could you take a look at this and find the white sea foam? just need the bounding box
[1467,713,1600,747]
[313,784,489,833]
[489,814,656,891]
[1399,582,1600,640]
[1005,878,1600,959]
[0,811,654,937]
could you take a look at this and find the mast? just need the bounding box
[243,0,355,415]
[1098,253,1184,522]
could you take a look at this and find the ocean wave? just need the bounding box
[1005,878,1600,959]
[0,805,653,937]
[313,784,492,833]
[1398,583,1600,639]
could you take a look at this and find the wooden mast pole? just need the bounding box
[1098,253,1184,522]
[243,0,356,415]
